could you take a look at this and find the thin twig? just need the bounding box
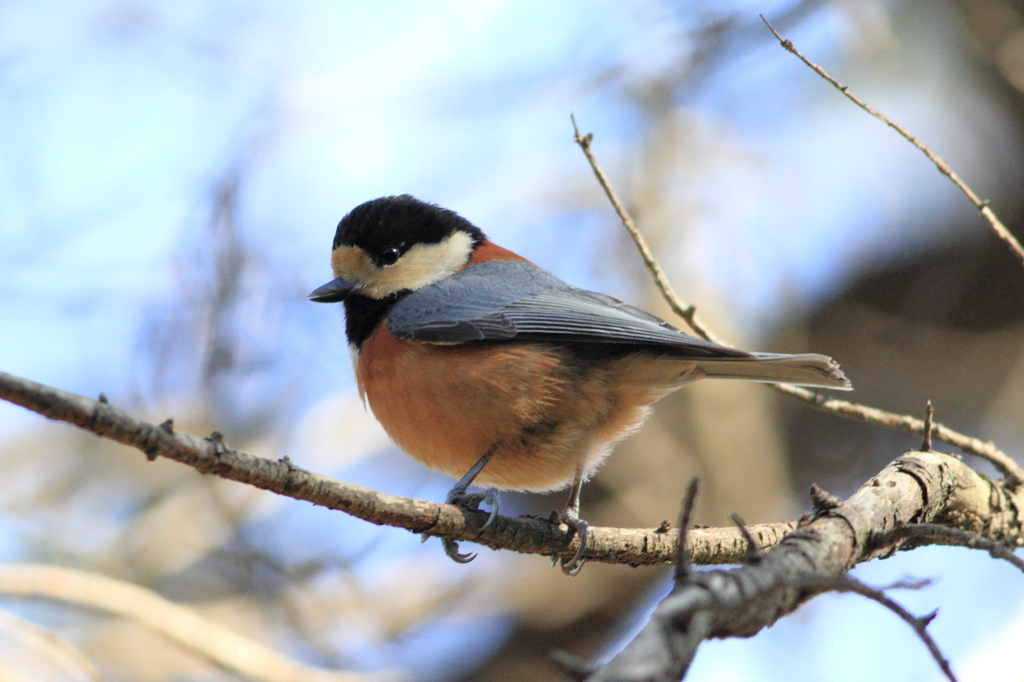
[873,524,1024,574]
[923,400,934,452]
[674,478,700,581]
[569,120,1024,485]
[773,383,1024,483]
[570,114,728,346]
[731,513,764,564]
[817,575,956,682]
[760,14,1024,267]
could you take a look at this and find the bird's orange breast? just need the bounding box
[355,325,587,490]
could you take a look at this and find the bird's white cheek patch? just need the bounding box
[330,231,474,299]
[377,231,474,296]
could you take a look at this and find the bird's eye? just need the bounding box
[380,246,401,266]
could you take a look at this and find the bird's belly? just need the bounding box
[355,330,678,492]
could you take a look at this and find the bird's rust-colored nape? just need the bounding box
[467,240,528,265]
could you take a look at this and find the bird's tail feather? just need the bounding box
[694,353,852,390]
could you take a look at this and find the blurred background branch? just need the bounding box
[0,564,384,682]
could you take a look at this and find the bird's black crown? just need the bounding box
[333,195,485,259]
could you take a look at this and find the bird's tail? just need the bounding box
[693,353,852,390]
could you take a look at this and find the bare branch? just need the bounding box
[872,524,1024,574]
[0,370,792,567]
[568,120,1024,485]
[814,575,956,682]
[570,114,727,346]
[923,400,934,452]
[730,513,764,564]
[759,14,1024,267]
[674,479,700,581]
[773,383,1024,483]
[585,450,1021,680]
[0,608,101,682]
[3,371,1021,575]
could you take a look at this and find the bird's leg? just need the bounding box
[435,443,501,564]
[445,443,500,514]
[557,468,589,575]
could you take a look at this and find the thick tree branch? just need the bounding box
[585,450,1023,681]
[4,268,1023,682]
[2,372,1021,576]
[0,370,793,567]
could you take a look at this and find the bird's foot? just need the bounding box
[445,487,500,529]
[426,487,500,565]
[440,537,477,564]
[556,508,589,576]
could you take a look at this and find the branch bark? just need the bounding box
[585,450,1024,681]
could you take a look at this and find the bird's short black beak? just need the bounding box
[309,275,358,303]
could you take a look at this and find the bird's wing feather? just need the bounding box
[387,260,748,358]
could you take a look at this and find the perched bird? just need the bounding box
[310,195,851,573]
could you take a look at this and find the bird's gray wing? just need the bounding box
[387,260,748,358]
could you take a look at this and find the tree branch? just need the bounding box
[3,368,1020,682]
[569,121,1024,485]
[760,14,1024,267]
[772,383,1024,484]
[584,450,1023,680]
[570,115,727,347]
[872,523,1024,573]
[811,576,954,682]
[0,607,101,682]
[0,370,792,567]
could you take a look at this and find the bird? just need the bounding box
[310,194,852,573]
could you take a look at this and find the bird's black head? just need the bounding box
[332,194,484,262]
[309,194,486,306]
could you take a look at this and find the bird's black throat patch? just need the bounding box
[343,291,408,349]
